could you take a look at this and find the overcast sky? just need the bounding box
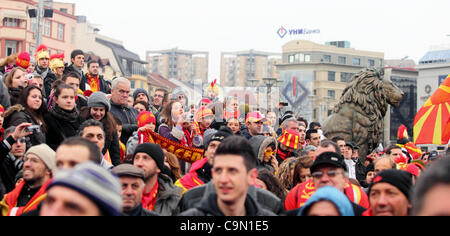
[66,0,450,80]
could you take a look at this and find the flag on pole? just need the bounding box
[414,74,450,145]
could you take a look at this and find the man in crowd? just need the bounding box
[64,49,85,83]
[79,119,117,167]
[332,136,346,156]
[132,143,182,216]
[1,126,27,193]
[374,156,397,174]
[276,129,300,164]
[305,129,321,148]
[242,112,264,140]
[0,144,55,216]
[385,145,403,160]
[150,88,167,114]
[55,137,103,170]
[363,169,413,216]
[112,164,160,216]
[179,136,276,216]
[110,77,139,144]
[34,45,57,99]
[81,60,110,94]
[133,88,150,104]
[39,162,122,216]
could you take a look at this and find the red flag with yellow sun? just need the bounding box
[414,74,450,145]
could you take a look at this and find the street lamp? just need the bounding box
[263,78,277,111]
[247,79,260,111]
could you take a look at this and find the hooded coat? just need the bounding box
[249,135,277,173]
[3,104,46,147]
[298,186,355,216]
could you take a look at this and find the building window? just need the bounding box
[323,55,331,63]
[130,80,136,89]
[71,27,75,44]
[338,56,346,64]
[341,72,354,83]
[328,71,336,81]
[368,59,375,67]
[353,58,361,66]
[3,18,20,27]
[44,20,51,36]
[305,54,311,62]
[288,55,295,63]
[328,90,336,99]
[58,24,64,40]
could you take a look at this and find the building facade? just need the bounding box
[146,48,208,84]
[277,40,384,123]
[0,0,77,62]
[220,49,281,87]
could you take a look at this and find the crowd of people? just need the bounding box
[0,45,449,217]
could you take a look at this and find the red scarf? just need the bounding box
[0,127,4,141]
[141,181,159,211]
[86,73,100,92]
[1,179,51,216]
[119,141,127,163]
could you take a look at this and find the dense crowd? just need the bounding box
[0,45,449,217]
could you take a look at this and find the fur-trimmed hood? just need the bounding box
[249,135,277,162]
[4,104,25,118]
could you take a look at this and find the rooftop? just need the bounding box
[419,49,450,65]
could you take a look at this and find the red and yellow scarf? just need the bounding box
[86,73,100,93]
[142,181,159,211]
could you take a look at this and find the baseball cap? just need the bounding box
[311,152,347,173]
[246,112,265,123]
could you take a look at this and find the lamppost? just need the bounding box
[27,0,53,47]
[247,79,260,111]
[263,78,278,112]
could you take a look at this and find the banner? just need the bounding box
[139,130,204,164]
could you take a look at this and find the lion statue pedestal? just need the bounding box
[322,68,404,160]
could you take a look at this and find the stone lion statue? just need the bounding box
[322,68,404,160]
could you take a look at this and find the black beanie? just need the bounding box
[369,169,413,201]
[208,126,234,147]
[133,143,165,172]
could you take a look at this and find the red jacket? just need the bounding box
[285,179,369,210]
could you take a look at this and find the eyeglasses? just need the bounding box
[312,170,342,179]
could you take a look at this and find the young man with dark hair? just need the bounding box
[55,137,103,170]
[80,60,110,94]
[309,122,321,131]
[62,72,87,110]
[179,136,276,216]
[306,129,321,148]
[64,49,85,81]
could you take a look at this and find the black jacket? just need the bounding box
[4,104,46,147]
[44,108,84,151]
[80,74,111,94]
[8,87,22,106]
[176,182,284,215]
[124,203,160,217]
[110,101,139,144]
[0,135,23,193]
[178,191,277,216]
[35,67,58,99]
[103,131,121,167]
[0,77,10,109]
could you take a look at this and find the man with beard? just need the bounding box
[112,164,159,216]
[132,143,182,216]
[34,45,57,99]
[0,144,55,216]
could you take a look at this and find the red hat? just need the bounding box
[200,98,212,105]
[15,52,30,69]
[278,129,301,150]
[84,90,93,98]
[400,164,420,177]
[137,111,156,128]
[397,124,409,141]
[196,107,214,121]
[0,104,4,115]
[246,111,265,123]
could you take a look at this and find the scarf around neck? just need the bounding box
[35,66,50,79]
[50,104,80,123]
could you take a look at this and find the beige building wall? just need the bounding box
[0,0,77,61]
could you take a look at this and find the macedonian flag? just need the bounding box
[414,74,450,145]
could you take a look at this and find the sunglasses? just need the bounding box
[264,150,275,157]
[312,170,342,179]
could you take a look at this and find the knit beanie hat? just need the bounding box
[203,128,218,149]
[88,92,111,112]
[133,88,149,102]
[133,143,165,172]
[47,162,122,216]
[278,129,301,150]
[137,111,156,128]
[369,169,413,201]
[208,126,234,147]
[25,144,56,173]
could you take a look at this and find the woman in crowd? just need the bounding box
[4,67,28,106]
[158,100,187,145]
[256,168,288,203]
[81,92,121,166]
[133,101,149,114]
[292,156,314,188]
[277,157,298,191]
[44,84,83,150]
[3,86,46,147]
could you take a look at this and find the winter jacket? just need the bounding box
[174,158,211,194]
[276,144,299,165]
[153,174,183,216]
[124,203,160,217]
[0,135,23,193]
[3,104,46,147]
[64,64,85,85]
[110,101,139,144]
[178,191,277,216]
[80,74,111,94]
[0,78,10,109]
[35,66,57,99]
[158,123,185,144]
[44,106,84,150]
[176,182,284,215]
[8,87,22,106]
[249,135,277,173]
[103,131,121,166]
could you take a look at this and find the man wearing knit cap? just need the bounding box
[112,164,159,216]
[0,144,55,216]
[175,127,234,194]
[363,169,413,216]
[132,143,183,216]
[133,88,150,104]
[40,162,122,216]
